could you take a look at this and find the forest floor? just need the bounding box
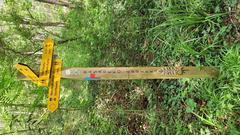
[1,0,240,135]
[53,1,240,134]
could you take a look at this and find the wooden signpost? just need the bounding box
[16,38,219,112]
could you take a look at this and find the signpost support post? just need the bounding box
[16,38,219,112]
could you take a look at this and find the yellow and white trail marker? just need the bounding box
[15,63,39,85]
[16,38,61,112]
[47,59,62,112]
[16,38,219,112]
[39,38,54,86]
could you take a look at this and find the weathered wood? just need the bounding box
[17,66,219,80]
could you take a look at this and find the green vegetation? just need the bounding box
[0,0,239,134]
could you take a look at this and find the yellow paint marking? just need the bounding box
[47,59,62,112]
[39,38,54,86]
[15,63,39,85]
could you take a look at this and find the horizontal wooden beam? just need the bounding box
[17,66,219,80]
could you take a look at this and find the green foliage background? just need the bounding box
[0,0,239,134]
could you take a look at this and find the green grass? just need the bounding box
[1,0,239,134]
[54,0,240,134]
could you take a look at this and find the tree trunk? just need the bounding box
[0,37,27,56]
[35,0,74,8]
[0,128,45,135]
[21,20,65,27]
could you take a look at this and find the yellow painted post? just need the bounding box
[15,38,54,87]
[15,63,39,85]
[38,38,54,86]
[47,59,62,112]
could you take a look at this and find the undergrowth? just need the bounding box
[1,0,239,134]
[56,0,240,134]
